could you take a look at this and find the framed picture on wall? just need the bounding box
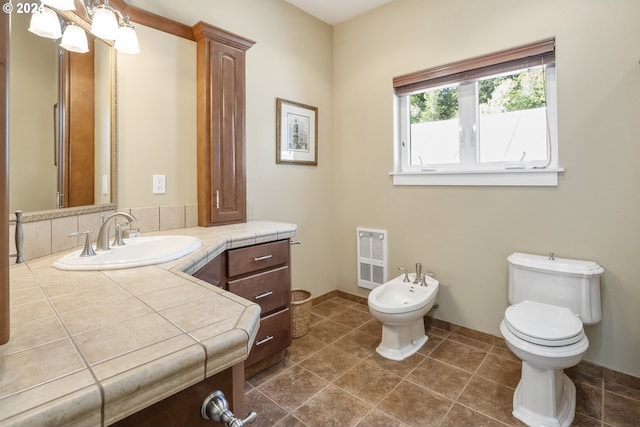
[276,98,318,165]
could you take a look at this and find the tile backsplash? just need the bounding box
[8,204,198,262]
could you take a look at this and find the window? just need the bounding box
[392,39,562,186]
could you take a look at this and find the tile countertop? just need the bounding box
[0,220,297,427]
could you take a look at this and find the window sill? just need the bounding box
[390,168,564,186]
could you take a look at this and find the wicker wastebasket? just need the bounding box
[291,289,312,338]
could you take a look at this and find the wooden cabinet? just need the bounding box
[194,240,292,371]
[112,363,244,427]
[193,23,255,227]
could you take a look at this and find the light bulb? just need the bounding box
[90,5,118,40]
[114,24,140,54]
[61,23,89,53]
[28,7,62,39]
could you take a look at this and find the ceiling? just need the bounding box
[285,0,394,25]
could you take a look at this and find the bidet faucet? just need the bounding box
[96,212,136,251]
[414,263,423,284]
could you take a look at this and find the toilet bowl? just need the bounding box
[500,300,589,427]
[501,253,604,427]
[368,273,439,361]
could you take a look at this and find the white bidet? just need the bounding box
[368,273,439,361]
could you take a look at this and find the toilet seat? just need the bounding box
[504,300,584,347]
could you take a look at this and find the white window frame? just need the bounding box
[391,41,563,187]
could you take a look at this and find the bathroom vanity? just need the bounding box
[195,239,292,374]
[0,221,296,427]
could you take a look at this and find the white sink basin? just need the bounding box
[53,235,202,271]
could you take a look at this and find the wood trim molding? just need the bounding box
[192,22,256,50]
[110,0,195,41]
[1,8,9,345]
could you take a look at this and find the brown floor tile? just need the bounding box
[312,300,347,318]
[377,380,453,427]
[571,413,602,427]
[429,339,488,373]
[605,380,640,402]
[247,357,295,387]
[334,361,403,404]
[356,409,408,427]
[408,357,473,400]
[293,385,371,427]
[298,345,361,382]
[306,318,353,345]
[440,403,510,427]
[448,332,493,351]
[330,297,357,308]
[245,389,288,427]
[425,325,450,339]
[274,415,308,427]
[417,334,444,356]
[365,350,425,378]
[458,377,522,426]
[287,333,327,363]
[604,390,640,427]
[476,353,521,389]
[329,306,373,329]
[333,329,379,358]
[575,381,602,420]
[357,318,382,338]
[257,365,328,412]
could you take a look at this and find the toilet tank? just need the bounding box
[507,252,604,324]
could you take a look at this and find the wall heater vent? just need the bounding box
[357,227,388,289]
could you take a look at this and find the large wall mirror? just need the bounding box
[9,5,116,219]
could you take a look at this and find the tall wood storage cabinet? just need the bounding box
[193,23,255,227]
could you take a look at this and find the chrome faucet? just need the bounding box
[96,212,136,251]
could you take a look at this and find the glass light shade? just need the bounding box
[90,5,118,40]
[61,24,89,53]
[41,0,76,10]
[28,7,62,39]
[114,25,140,54]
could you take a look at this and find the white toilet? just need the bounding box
[500,252,604,427]
[368,273,439,361]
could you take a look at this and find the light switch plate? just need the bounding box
[153,174,166,194]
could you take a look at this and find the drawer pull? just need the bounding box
[255,335,274,346]
[255,291,274,300]
[254,254,273,262]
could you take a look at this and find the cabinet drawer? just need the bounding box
[227,240,289,277]
[246,308,291,367]
[227,266,290,315]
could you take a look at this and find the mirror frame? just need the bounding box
[9,4,117,223]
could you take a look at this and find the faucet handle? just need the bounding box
[397,267,410,282]
[69,231,96,257]
[421,271,435,286]
[112,221,130,247]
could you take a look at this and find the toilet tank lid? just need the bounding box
[508,252,604,277]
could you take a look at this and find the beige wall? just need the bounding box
[119,0,336,301]
[115,0,639,377]
[333,0,640,376]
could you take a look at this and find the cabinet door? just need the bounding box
[195,24,255,227]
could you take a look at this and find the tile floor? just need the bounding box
[245,297,640,427]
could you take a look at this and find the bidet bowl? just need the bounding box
[53,235,202,271]
[368,273,439,315]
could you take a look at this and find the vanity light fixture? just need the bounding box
[28,6,62,39]
[60,22,89,53]
[27,0,140,54]
[86,0,140,53]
